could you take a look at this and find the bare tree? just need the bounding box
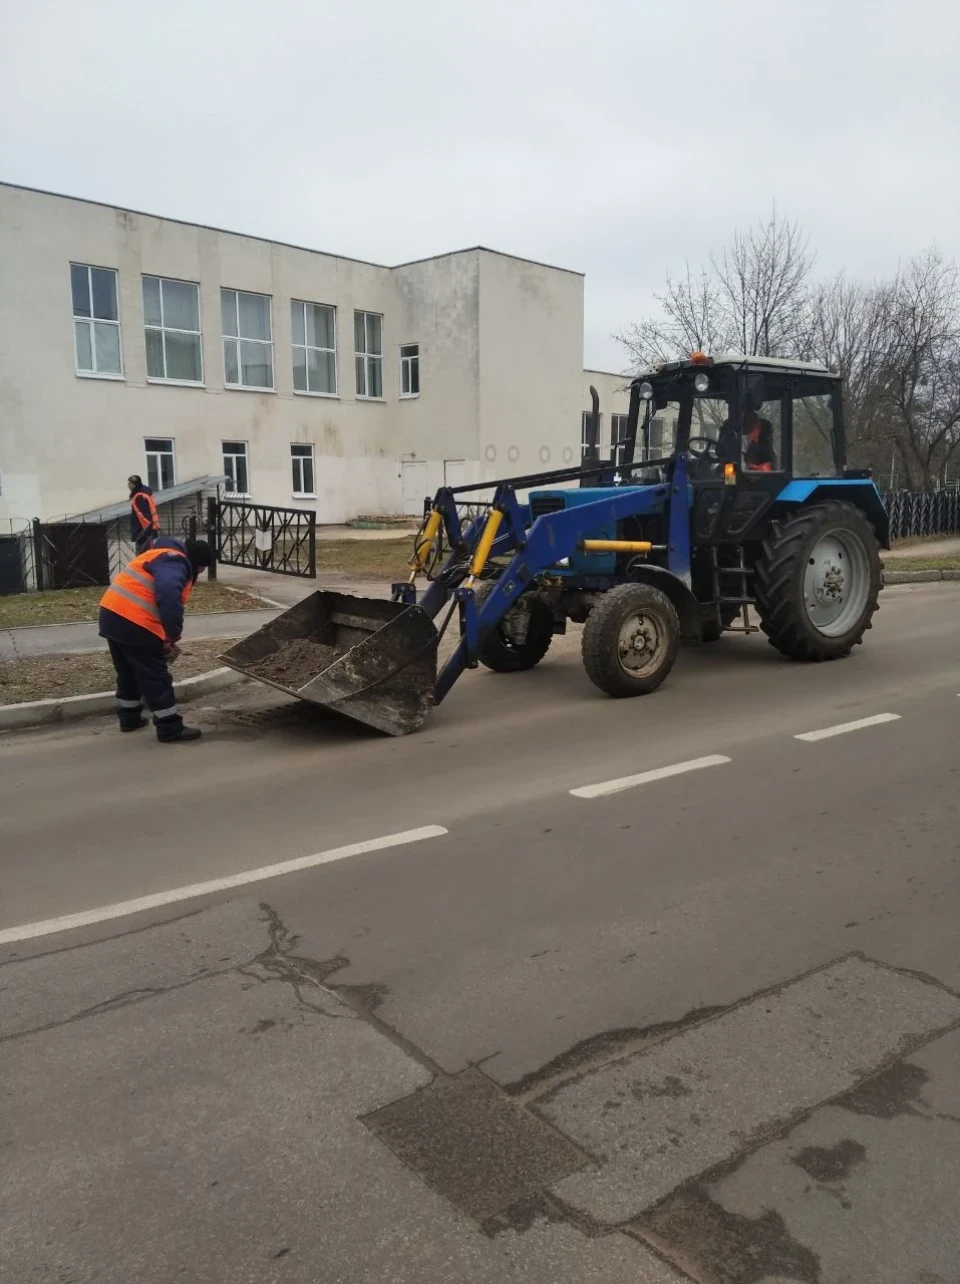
[616,207,815,369]
[616,263,729,370]
[712,207,814,357]
[869,249,960,490]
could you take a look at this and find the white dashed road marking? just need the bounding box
[795,712,901,742]
[570,755,732,800]
[0,825,449,946]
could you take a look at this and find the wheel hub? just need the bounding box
[618,612,662,672]
[803,531,870,637]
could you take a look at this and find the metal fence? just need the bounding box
[216,500,316,578]
[0,494,210,597]
[883,490,960,542]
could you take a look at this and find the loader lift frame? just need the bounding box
[222,353,887,735]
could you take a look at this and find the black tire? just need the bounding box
[581,583,679,697]
[754,501,881,661]
[478,593,554,673]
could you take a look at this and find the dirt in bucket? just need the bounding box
[245,638,345,689]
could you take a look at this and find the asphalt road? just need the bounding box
[2,582,960,1283]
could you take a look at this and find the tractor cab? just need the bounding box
[625,353,846,535]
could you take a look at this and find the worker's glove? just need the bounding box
[164,642,182,664]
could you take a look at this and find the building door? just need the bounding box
[401,460,428,516]
[444,460,466,489]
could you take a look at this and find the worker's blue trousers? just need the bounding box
[107,638,184,739]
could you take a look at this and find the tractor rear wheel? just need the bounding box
[582,583,679,697]
[754,501,881,661]
[478,592,554,673]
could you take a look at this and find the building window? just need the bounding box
[581,410,603,453]
[292,301,337,396]
[400,344,420,398]
[143,277,203,383]
[144,438,175,491]
[221,289,273,389]
[291,443,315,497]
[354,311,383,399]
[611,413,629,465]
[222,441,249,496]
[71,263,122,377]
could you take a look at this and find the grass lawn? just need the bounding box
[0,638,239,706]
[885,555,960,573]
[314,537,412,580]
[0,581,264,629]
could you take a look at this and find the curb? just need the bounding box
[884,569,960,584]
[0,666,244,733]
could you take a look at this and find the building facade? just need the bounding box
[0,184,630,525]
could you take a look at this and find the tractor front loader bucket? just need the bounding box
[220,591,439,736]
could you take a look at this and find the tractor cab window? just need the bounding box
[734,371,786,473]
[647,408,677,458]
[792,391,840,477]
[741,396,782,472]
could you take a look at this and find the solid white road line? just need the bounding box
[795,713,902,742]
[570,754,732,800]
[0,825,448,947]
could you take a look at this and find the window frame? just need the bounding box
[71,262,124,380]
[354,310,384,401]
[290,442,316,498]
[581,409,603,452]
[291,300,338,398]
[399,343,420,399]
[143,275,204,386]
[221,288,275,392]
[144,437,176,492]
[610,412,629,465]
[222,440,250,498]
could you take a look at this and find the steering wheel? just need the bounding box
[686,436,719,461]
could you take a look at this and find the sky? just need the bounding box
[3,0,959,371]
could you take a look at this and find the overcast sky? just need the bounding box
[3,0,958,371]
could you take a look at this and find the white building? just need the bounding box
[0,183,631,525]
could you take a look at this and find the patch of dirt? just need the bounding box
[0,639,239,705]
[791,1138,867,1182]
[245,638,344,689]
[834,1061,930,1119]
[634,1187,822,1284]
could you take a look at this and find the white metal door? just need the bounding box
[444,459,467,488]
[401,460,428,516]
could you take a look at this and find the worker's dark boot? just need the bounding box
[120,717,148,732]
[157,724,202,743]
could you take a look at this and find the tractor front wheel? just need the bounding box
[754,501,881,661]
[581,583,679,697]
[478,593,554,673]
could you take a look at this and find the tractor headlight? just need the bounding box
[639,381,654,401]
[694,372,710,393]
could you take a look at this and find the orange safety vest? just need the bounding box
[100,547,193,640]
[131,489,160,535]
[744,421,773,472]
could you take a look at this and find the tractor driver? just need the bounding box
[741,396,776,472]
[716,395,776,472]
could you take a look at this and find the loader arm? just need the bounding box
[434,453,692,704]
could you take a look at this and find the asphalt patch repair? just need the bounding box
[362,955,960,1277]
[363,1067,586,1227]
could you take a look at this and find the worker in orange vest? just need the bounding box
[99,536,212,742]
[128,474,161,552]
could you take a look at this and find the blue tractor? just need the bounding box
[223,353,887,734]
